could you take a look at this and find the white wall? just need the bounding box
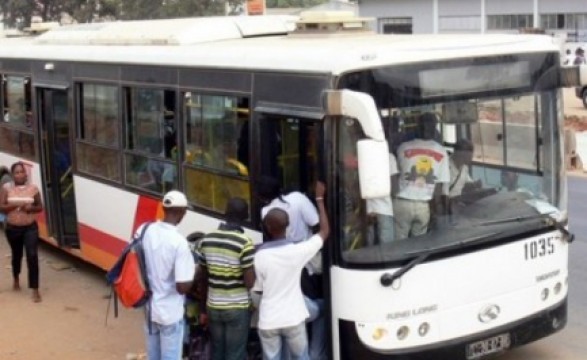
[359,0,434,34]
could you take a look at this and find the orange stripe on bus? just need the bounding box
[133,195,162,233]
[79,223,127,258]
[80,242,118,270]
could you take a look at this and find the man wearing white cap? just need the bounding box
[137,190,196,360]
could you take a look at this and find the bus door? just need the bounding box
[258,115,321,196]
[37,88,79,248]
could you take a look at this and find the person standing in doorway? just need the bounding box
[196,197,256,360]
[257,176,326,360]
[0,162,43,302]
[254,181,330,360]
[139,190,196,360]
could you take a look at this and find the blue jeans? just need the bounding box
[208,308,251,360]
[259,322,309,360]
[305,298,327,360]
[145,319,184,360]
[282,298,326,360]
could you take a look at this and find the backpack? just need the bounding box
[105,222,153,326]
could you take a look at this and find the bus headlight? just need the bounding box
[418,322,430,337]
[541,288,549,301]
[372,327,388,341]
[397,326,409,340]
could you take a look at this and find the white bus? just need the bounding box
[0,13,583,360]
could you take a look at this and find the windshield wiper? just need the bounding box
[478,213,547,226]
[479,213,575,242]
[380,231,502,287]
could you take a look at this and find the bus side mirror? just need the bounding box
[357,139,391,199]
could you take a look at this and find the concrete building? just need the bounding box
[358,0,587,41]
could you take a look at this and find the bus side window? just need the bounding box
[76,83,122,182]
[183,93,251,215]
[124,87,178,194]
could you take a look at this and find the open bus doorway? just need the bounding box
[37,88,79,248]
[259,115,320,200]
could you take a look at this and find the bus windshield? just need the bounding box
[336,53,565,266]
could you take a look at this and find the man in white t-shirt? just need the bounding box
[258,176,325,359]
[259,180,319,245]
[366,152,399,245]
[563,49,574,66]
[138,190,195,360]
[254,182,329,360]
[394,113,449,239]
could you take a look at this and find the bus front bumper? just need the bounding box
[338,298,567,360]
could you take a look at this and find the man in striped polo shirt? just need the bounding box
[196,197,255,360]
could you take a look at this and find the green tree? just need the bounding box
[3,0,38,28]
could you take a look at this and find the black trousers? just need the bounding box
[5,222,39,289]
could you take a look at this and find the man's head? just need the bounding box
[262,208,289,241]
[453,139,475,166]
[576,47,585,56]
[162,190,189,225]
[225,197,249,223]
[256,175,281,204]
[418,113,438,140]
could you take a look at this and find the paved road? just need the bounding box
[496,174,587,360]
[564,88,585,117]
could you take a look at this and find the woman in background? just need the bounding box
[0,162,44,302]
[0,166,11,228]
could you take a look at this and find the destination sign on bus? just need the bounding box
[419,61,531,98]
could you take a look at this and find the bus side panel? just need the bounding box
[73,176,263,270]
[74,176,145,269]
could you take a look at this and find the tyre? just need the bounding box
[583,88,587,109]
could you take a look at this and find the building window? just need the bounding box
[183,92,250,213]
[125,87,177,194]
[487,14,533,30]
[439,16,481,32]
[379,17,413,34]
[541,13,587,30]
[0,75,35,160]
[76,83,121,181]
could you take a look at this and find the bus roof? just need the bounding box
[0,16,560,76]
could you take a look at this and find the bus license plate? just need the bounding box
[466,333,511,360]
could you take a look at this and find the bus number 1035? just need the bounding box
[524,238,555,260]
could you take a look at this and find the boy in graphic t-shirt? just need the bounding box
[394,113,449,239]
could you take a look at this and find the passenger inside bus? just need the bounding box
[394,113,450,240]
[445,140,482,201]
[339,120,396,249]
[146,106,178,193]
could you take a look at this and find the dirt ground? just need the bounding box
[0,231,145,360]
